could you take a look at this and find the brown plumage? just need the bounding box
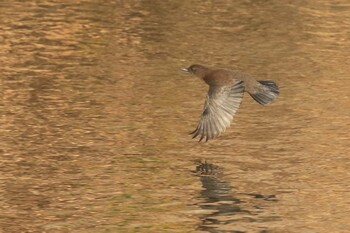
[181,64,279,142]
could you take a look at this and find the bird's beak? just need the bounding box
[181,68,189,73]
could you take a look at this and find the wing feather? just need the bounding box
[191,80,244,142]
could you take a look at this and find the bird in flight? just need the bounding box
[181,64,279,142]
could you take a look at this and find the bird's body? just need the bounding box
[181,64,279,142]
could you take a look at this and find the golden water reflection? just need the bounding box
[1,0,349,232]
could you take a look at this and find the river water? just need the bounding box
[1,1,350,232]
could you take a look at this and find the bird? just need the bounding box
[181,64,279,142]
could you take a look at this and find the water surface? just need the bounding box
[1,1,350,232]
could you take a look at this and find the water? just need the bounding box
[1,1,350,232]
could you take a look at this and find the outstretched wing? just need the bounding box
[191,80,244,142]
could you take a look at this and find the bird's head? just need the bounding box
[181,64,208,78]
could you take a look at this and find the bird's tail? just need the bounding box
[249,80,279,105]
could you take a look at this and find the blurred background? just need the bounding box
[0,0,349,232]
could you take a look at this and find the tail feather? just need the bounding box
[249,80,279,105]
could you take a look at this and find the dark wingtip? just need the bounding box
[191,128,200,139]
[190,126,198,135]
[199,132,205,142]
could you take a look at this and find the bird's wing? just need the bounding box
[191,80,245,142]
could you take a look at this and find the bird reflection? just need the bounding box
[195,160,249,233]
[195,161,277,233]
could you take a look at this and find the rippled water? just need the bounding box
[1,1,350,232]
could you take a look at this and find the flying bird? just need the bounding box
[181,64,279,142]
